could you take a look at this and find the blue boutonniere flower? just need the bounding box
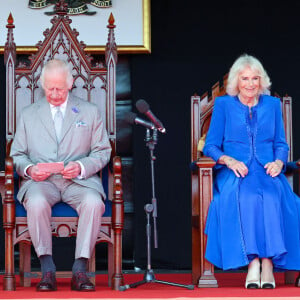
[72,106,79,113]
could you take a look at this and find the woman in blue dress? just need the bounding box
[203,54,300,289]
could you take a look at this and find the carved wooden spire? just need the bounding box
[4,13,16,64]
[105,13,117,65]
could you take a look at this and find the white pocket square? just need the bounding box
[75,121,88,128]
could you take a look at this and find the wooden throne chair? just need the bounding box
[191,75,294,287]
[3,1,124,291]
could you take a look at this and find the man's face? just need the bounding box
[43,70,71,106]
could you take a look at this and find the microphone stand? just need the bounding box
[119,129,194,291]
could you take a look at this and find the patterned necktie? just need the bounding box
[54,106,63,142]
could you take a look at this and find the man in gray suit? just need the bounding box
[10,59,111,291]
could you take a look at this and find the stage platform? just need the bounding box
[0,271,299,299]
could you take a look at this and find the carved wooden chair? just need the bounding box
[3,4,124,291]
[191,75,294,287]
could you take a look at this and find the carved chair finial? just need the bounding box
[108,13,115,28]
[4,13,16,64]
[106,13,117,65]
[7,13,14,25]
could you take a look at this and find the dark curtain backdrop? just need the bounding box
[1,0,300,272]
[130,0,300,270]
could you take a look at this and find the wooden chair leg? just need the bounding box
[191,219,201,285]
[108,243,114,287]
[19,242,31,287]
[284,271,296,285]
[3,227,16,290]
[88,248,96,285]
[112,156,124,290]
[111,229,123,290]
[198,163,218,287]
[3,158,16,291]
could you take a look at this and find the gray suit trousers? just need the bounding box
[23,174,105,259]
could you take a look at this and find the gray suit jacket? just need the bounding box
[10,94,112,202]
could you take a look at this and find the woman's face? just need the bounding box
[238,67,260,101]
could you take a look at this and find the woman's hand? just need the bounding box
[264,159,283,177]
[219,155,248,178]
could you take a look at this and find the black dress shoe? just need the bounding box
[71,271,95,291]
[36,271,57,291]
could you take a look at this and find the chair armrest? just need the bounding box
[191,156,216,173]
[196,156,216,169]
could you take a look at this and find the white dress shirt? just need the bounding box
[24,96,86,179]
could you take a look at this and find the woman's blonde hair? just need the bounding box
[226,54,271,96]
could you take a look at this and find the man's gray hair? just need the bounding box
[40,59,73,89]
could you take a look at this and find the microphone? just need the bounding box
[136,99,166,133]
[125,112,156,130]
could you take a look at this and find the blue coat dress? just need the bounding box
[203,94,300,271]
